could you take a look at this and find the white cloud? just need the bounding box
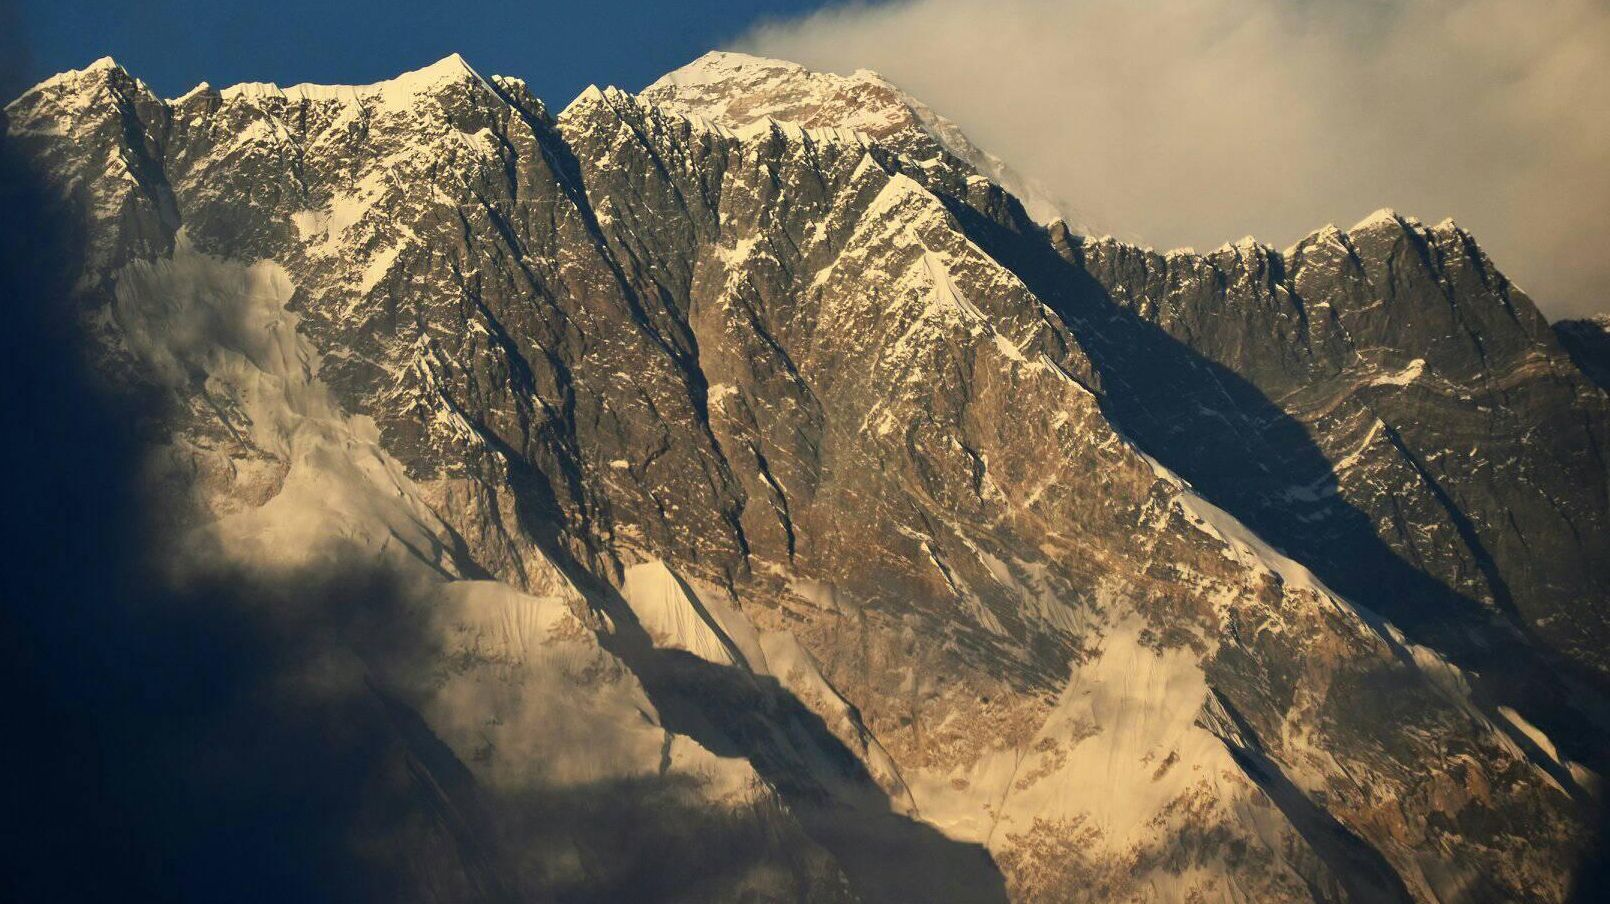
[741,0,1610,317]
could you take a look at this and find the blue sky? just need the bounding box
[3,0,832,104]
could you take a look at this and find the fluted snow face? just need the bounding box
[6,51,1605,902]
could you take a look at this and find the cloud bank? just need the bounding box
[740,0,1610,318]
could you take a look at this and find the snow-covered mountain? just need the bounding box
[4,50,1608,902]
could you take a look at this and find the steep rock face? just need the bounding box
[641,56,1610,697]
[5,52,1604,902]
[1055,217,1610,691]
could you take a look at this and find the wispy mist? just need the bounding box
[740,0,1610,318]
[0,129,477,901]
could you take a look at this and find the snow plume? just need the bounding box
[0,143,506,901]
[741,0,1610,318]
[0,174,454,904]
[0,142,847,904]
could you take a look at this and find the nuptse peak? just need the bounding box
[5,46,1608,903]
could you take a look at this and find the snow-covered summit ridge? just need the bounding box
[647,50,822,90]
[19,54,124,89]
[5,51,1483,285]
[648,50,905,109]
[645,50,1066,223]
[643,50,912,137]
[7,53,492,112]
[6,48,1050,225]
[212,53,488,105]
[5,55,144,112]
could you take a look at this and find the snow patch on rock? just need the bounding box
[620,559,746,667]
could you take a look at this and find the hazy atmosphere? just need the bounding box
[743,0,1610,318]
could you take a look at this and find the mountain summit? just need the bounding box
[4,51,1608,902]
[643,50,1066,222]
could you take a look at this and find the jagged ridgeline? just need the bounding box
[5,49,1609,902]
